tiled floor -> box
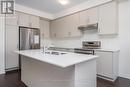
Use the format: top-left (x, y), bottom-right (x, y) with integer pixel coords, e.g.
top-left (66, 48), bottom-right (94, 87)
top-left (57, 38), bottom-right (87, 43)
top-left (0, 71), bottom-right (130, 87)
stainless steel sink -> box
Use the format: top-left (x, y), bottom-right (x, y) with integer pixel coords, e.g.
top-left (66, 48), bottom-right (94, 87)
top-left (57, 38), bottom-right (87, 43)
top-left (44, 51), bottom-right (67, 55)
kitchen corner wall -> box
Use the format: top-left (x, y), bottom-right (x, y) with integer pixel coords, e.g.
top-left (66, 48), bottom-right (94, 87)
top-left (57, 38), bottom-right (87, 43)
top-left (51, 0), bottom-right (130, 79)
top-left (0, 16), bottom-right (5, 74)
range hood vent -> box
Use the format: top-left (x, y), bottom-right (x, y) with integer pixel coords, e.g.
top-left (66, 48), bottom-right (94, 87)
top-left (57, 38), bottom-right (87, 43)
top-left (78, 23), bottom-right (98, 31)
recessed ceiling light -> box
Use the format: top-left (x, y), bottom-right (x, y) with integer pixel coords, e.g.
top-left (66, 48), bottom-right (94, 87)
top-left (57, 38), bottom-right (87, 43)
top-left (59, 0), bottom-right (69, 5)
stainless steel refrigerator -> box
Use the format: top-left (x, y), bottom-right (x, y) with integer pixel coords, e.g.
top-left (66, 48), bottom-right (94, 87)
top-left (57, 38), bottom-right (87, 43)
top-left (19, 27), bottom-right (40, 50)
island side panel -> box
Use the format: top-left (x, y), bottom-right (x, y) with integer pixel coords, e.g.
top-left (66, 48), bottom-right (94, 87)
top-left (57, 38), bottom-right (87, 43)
top-left (75, 59), bottom-right (97, 87)
top-left (21, 56), bottom-right (75, 87)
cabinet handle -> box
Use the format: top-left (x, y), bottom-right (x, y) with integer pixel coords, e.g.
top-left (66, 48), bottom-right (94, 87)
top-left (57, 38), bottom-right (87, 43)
top-left (54, 33), bottom-right (56, 37)
top-left (42, 33), bottom-right (44, 37)
top-left (17, 20), bottom-right (19, 25)
top-left (87, 18), bottom-right (90, 23)
top-left (29, 23), bottom-right (32, 27)
top-left (98, 27), bottom-right (101, 33)
top-left (68, 32), bottom-right (71, 37)
top-left (17, 43), bottom-right (19, 50)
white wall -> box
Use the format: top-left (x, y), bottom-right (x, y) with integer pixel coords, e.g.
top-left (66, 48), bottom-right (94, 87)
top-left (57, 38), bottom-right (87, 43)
top-left (118, 0), bottom-right (130, 79)
top-left (51, 0), bottom-right (130, 79)
top-left (0, 16), bottom-right (5, 74)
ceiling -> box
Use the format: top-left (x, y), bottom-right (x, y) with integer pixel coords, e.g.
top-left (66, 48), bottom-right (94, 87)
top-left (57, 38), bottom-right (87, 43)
top-left (15, 0), bottom-right (88, 14)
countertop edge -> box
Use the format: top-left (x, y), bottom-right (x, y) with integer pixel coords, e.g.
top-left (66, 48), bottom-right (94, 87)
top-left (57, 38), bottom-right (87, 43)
top-left (15, 50), bottom-right (98, 68)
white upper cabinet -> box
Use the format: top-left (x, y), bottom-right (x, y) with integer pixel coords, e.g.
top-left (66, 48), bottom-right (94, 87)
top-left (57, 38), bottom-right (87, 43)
top-left (30, 15), bottom-right (40, 28)
top-left (40, 19), bottom-right (50, 38)
top-left (50, 13), bottom-right (82, 38)
top-left (18, 12), bottom-right (40, 28)
top-left (98, 1), bottom-right (118, 35)
top-left (5, 12), bottom-right (19, 26)
top-left (50, 1), bottom-right (118, 37)
top-left (50, 18), bottom-right (64, 38)
top-left (61, 13), bottom-right (82, 37)
top-left (18, 12), bottom-right (30, 27)
top-left (79, 7), bottom-right (98, 26)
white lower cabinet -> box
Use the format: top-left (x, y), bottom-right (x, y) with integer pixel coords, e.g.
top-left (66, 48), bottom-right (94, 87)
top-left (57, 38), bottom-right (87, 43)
top-left (5, 25), bottom-right (19, 70)
top-left (95, 50), bottom-right (119, 81)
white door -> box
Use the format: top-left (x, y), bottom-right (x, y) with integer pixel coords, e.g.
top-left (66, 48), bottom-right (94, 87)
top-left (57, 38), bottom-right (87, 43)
top-left (5, 25), bottom-right (19, 70)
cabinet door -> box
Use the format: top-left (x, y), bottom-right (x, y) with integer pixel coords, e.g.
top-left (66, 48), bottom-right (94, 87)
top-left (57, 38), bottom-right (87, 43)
top-left (5, 25), bottom-right (19, 69)
top-left (40, 19), bottom-right (50, 38)
top-left (98, 1), bottom-right (118, 35)
top-left (64, 13), bottom-right (82, 37)
top-left (87, 7), bottom-right (98, 24)
top-left (30, 15), bottom-right (40, 28)
top-left (50, 19), bottom-right (62, 38)
top-left (50, 13), bottom-right (81, 38)
top-left (5, 12), bottom-right (18, 26)
top-left (50, 17), bottom-right (68, 38)
top-left (18, 12), bottom-right (30, 27)
top-left (79, 7), bottom-right (98, 26)
top-left (96, 51), bottom-right (113, 78)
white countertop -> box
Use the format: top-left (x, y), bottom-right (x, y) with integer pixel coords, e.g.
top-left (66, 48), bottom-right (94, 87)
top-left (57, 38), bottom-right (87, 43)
top-left (95, 48), bottom-right (120, 52)
top-left (15, 49), bottom-right (98, 68)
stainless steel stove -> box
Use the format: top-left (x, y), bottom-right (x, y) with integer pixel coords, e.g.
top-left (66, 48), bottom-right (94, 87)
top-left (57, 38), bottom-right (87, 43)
top-left (74, 41), bottom-right (101, 55)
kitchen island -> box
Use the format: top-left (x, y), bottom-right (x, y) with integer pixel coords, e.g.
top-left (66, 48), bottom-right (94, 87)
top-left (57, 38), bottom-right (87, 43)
top-left (15, 49), bottom-right (98, 87)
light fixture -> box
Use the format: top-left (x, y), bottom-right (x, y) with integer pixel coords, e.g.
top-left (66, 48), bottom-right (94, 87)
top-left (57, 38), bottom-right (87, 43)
top-left (59, 0), bottom-right (69, 5)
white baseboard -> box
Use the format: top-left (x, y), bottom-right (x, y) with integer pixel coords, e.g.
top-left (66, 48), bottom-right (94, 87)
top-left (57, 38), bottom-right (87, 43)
top-left (0, 69), bottom-right (5, 75)
top-left (119, 74), bottom-right (130, 80)
top-left (5, 67), bottom-right (19, 72)
top-left (97, 75), bottom-right (118, 82)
